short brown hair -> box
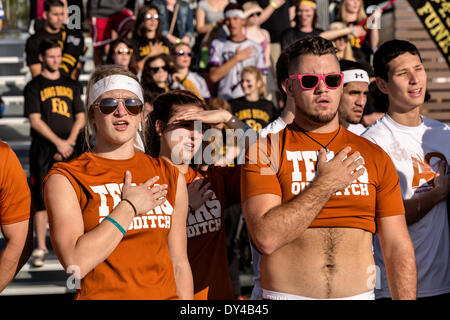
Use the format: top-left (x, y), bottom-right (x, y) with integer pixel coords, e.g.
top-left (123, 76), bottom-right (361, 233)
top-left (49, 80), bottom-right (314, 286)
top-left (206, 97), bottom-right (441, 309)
top-left (286, 36), bottom-right (337, 74)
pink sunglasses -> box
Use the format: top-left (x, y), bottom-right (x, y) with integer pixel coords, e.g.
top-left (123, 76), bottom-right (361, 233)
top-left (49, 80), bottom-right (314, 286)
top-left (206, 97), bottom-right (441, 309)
top-left (289, 73), bottom-right (344, 90)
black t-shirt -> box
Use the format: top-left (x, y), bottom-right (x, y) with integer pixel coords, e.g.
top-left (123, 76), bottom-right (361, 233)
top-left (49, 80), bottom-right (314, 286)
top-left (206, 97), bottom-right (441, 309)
top-left (131, 37), bottom-right (172, 62)
top-left (229, 96), bottom-right (279, 133)
top-left (280, 27), bottom-right (323, 51)
top-left (25, 25), bottom-right (85, 76)
top-left (26, 28), bottom-right (64, 66)
top-left (23, 74), bottom-right (85, 140)
top-left (256, 0), bottom-right (296, 43)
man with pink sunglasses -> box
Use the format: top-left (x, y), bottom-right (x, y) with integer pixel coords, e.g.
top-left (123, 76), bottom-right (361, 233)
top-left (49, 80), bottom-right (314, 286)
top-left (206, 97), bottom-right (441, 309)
top-left (241, 36), bottom-right (416, 300)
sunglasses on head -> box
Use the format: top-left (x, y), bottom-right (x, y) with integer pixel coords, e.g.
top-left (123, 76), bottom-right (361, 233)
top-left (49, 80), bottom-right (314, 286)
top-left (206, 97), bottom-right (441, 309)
top-left (289, 73), bottom-right (344, 90)
top-left (145, 13), bottom-right (159, 20)
top-left (114, 48), bottom-right (133, 55)
top-left (94, 98), bottom-right (143, 115)
top-left (150, 65), bottom-right (169, 73)
top-left (175, 49), bottom-right (194, 58)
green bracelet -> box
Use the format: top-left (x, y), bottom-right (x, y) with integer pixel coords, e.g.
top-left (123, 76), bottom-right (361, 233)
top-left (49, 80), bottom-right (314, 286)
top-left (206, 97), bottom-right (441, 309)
top-left (104, 216), bottom-right (127, 236)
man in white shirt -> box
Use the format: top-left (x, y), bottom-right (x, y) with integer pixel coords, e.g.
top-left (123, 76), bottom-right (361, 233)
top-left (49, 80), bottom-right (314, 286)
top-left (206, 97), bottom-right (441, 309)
top-left (362, 39), bottom-right (450, 300)
top-left (208, 3), bottom-right (267, 101)
top-left (339, 60), bottom-right (369, 136)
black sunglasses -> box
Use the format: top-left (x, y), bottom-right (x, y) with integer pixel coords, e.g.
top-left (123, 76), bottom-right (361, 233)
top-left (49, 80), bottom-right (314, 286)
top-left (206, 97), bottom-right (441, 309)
top-left (94, 98), bottom-right (143, 115)
top-left (175, 49), bottom-right (194, 58)
top-left (248, 12), bottom-right (261, 18)
top-left (150, 65), bottom-right (169, 73)
top-left (165, 121), bottom-right (209, 132)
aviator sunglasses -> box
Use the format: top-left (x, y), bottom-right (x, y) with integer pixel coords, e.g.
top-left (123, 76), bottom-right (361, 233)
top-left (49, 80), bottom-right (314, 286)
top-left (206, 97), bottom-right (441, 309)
top-left (114, 48), bottom-right (133, 55)
top-left (289, 73), bottom-right (344, 90)
top-left (94, 98), bottom-right (143, 115)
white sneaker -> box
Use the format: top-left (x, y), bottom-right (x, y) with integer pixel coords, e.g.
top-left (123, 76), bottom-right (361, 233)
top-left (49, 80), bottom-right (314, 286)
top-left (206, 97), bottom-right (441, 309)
top-left (31, 248), bottom-right (48, 267)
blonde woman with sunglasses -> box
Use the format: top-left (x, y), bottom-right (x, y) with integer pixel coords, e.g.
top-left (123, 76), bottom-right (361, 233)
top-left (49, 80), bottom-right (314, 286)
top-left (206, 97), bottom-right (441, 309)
top-left (43, 65), bottom-right (193, 300)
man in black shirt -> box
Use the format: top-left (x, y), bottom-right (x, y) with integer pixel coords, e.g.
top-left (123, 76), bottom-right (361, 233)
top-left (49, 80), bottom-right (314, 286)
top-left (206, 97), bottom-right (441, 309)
top-left (24, 39), bottom-right (86, 267)
top-left (26, 0), bottom-right (85, 80)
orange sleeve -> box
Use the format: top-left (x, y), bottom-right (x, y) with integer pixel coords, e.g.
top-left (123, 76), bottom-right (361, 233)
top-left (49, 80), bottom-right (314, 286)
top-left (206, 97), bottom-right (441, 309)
top-left (375, 147), bottom-right (405, 218)
top-left (240, 135), bottom-right (282, 202)
top-left (0, 142), bottom-right (31, 224)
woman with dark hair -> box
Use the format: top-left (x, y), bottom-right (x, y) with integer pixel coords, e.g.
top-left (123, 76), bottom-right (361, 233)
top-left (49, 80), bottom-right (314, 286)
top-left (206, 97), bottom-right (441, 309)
top-left (145, 90), bottom-right (249, 299)
top-left (131, 5), bottom-right (172, 72)
top-left (141, 53), bottom-right (201, 99)
top-left (105, 39), bottom-right (138, 75)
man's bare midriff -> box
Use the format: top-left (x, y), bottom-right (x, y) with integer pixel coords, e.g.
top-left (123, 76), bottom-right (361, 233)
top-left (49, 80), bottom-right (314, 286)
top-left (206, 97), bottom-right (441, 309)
top-left (260, 227), bottom-right (375, 299)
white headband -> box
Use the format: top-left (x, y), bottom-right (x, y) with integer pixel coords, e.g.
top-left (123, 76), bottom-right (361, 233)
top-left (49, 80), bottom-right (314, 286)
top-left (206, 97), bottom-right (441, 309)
top-left (88, 74), bottom-right (144, 108)
top-left (343, 69), bottom-right (370, 84)
top-left (225, 9), bottom-right (245, 19)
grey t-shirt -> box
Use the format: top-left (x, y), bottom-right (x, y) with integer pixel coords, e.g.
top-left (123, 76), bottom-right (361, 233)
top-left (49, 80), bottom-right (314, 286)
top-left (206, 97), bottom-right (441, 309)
top-left (198, 0), bottom-right (224, 25)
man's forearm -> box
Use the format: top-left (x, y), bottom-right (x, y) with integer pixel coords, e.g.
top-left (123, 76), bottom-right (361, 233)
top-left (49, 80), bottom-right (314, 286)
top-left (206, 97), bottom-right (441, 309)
top-left (30, 117), bottom-right (62, 147)
top-left (209, 57), bottom-right (239, 83)
top-left (0, 242), bottom-right (32, 292)
top-left (404, 188), bottom-right (446, 225)
top-left (384, 242), bottom-right (417, 300)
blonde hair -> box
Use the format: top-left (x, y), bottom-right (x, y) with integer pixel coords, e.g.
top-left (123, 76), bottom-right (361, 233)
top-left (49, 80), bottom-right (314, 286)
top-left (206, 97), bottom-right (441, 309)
top-left (242, 66), bottom-right (267, 98)
top-left (85, 65), bottom-right (145, 150)
top-left (329, 22), bottom-right (356, 61)
top-left (338, 0), bottom-right (367, 23)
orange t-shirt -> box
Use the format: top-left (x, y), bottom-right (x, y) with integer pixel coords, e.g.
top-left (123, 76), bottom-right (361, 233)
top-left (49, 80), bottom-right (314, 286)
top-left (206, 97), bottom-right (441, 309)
top-left (184, 166), bottom-right (240, 300)
top-left (0, 140), bottom-right (31, 225)
top-left (241, 125), bottom-right (405, 234)
top-left (45, 151), bottom-right (180, 300)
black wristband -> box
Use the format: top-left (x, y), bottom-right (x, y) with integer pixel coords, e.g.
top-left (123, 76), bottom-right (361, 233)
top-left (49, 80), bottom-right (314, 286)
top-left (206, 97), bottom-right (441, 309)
top-left (122, 198), bottom-right (137, 215)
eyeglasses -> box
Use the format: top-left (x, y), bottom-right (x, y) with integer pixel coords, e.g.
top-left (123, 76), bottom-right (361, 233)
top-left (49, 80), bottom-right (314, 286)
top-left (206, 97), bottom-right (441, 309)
top-left (145, 13), bottom-right (159, 20)
top-left (248, 12), bottom-right (261, 18)
top-left (94, 98), bottom-right (143, 115)
top-left (150, 65), bottom-right (169, 73)
top-left (114, 48), bottom-right (133, 55)
top-left (289, 73), bottom-right (344, 90)
top-left (175, 49), bottom-right (194, 58)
